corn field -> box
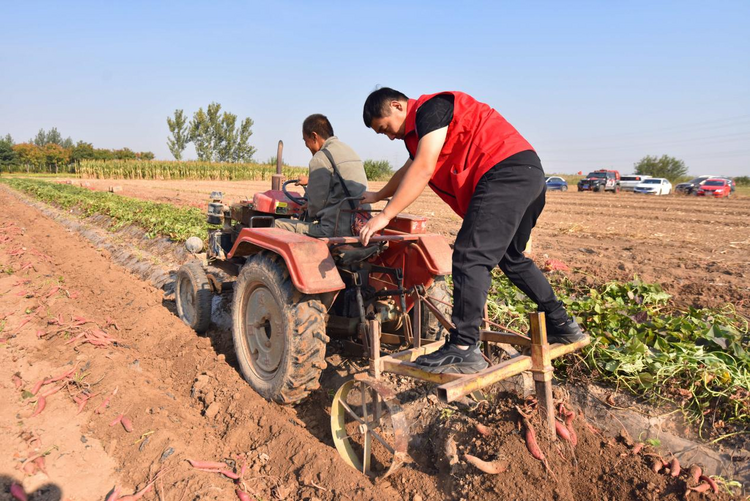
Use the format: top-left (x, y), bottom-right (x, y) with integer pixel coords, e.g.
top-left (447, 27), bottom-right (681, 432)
top-left (76, 160), bottom-right (307, 181)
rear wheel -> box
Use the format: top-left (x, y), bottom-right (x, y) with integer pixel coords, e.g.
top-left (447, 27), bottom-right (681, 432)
top-left (176, 261), bottom-right (213, 334)
top-left (420, 277), bottom-right (452, 341)
top-left (232, 252), bottom-right (328, 404)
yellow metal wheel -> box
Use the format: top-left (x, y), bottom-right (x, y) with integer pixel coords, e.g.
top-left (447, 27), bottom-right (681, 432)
top-left (330, 374), bottom-right (408, 477)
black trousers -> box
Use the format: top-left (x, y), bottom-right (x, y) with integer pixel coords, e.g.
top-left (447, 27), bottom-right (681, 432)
top-left (450, 163), bottom-right (567, 346)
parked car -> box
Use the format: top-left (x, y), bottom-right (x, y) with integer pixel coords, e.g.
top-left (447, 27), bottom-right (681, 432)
top-left (634, 178), bottom-right (672, 195)
top-left (675, 175), bottom-right (716, 195)
top-left (577, 170), bottom-right (621, 193)
top-left (545, 176), bottom-right (568, 191)
top-left (720, 177), bottom-right (736, 194)
top-left (620, 174), bottom-right (652, 191)
top-left (696, 178), bottom-right (732, 198)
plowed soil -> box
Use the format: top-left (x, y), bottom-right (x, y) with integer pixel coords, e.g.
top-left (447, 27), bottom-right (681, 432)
top-left (0, 180), bottom-right (747, 500)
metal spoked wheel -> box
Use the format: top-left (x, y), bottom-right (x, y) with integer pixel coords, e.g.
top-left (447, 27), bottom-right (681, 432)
top-left (331, 375), bottom-right (409, 478)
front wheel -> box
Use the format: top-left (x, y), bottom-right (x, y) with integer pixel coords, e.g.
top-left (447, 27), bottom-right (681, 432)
top-left (232, 252), bottom-right (328, 404)
top-left (175, 261), bottom-right (213, 334)
top-left (561, 185), bottom-right (568, 192)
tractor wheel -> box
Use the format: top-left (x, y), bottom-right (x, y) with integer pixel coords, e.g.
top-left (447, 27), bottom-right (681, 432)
top-left (232, 252), bottom-right (328, 404)
top-left (420, 276), bottom-right (452, 341)
top-left (175, 261), bottom-right (213, 334)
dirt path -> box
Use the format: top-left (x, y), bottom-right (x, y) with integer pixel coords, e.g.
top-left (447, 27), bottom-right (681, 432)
top-left (60, 178), bottom-right (750, 314)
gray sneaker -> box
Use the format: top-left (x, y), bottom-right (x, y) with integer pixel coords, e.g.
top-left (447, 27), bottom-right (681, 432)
top-left (546, 317), bottom-right (586, 345)
top-left (413, 343), bottom-right (489, 374)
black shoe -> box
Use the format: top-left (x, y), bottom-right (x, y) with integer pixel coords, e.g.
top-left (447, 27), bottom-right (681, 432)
top-left (546, 316), bottom-right (586, 345)
top-left (413, 342), bottom-right (489, 374)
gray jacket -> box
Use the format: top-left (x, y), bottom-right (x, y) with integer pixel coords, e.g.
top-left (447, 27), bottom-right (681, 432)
top-left (305, 136), bottom-right (369, 237)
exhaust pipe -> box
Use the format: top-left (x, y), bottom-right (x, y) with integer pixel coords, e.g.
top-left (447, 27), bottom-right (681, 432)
top-left (272, 140), bottom-right (284, 191)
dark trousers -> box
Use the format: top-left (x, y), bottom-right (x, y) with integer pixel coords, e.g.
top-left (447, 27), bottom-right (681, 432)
top-left (450, 163), bottom-right (567, 345)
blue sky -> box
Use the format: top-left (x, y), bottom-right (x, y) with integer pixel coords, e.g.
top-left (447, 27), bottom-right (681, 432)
top-left (1, 1), bottom-right (748, 176)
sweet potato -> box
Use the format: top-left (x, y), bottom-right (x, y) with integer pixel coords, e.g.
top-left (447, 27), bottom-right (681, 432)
top-left (631, 442), bottom-right (644, 455)
top-left (31, 380), bottom-right (44, 396)
top-left (475, 422), bottom-right (491, 436)
top-left (31, 396), bottom-right (46, 417)
top-left (235, 488), bottom-right (253, 501)
top-left (651, 458), bottom-right (663, 474)
top-left (10, 483), bottom-right (27, 501)
top-left (669, 457), bottom-right (680, 477)
top-left (563, 411), bottom-right (578, 447)
top-left (699, 475), bottom-right (718, 494)
top-left (555, 420), bottom-right (571, 442)
top-left (96, 387), bottom-right (118, 414)
top-left (688, 483), bottom-right (711, 494)
top-left (110, 414), bottom-right (124, 427)
top-left (464, 454), bottom-right (508, 474)
top-left (121, 416), bottom-right (133, 433)
top-left (221, 469), bottom-right (241, 480)
top-left (688, 464), bottom-right (702, 484)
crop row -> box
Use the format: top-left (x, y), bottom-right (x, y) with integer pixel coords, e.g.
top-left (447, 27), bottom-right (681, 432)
top-left (76, 159), bottom-right (307, 181)
top-left (484, 272), bottom-right (750, 431)
top-left (1, 178), bottom-right (209, 241)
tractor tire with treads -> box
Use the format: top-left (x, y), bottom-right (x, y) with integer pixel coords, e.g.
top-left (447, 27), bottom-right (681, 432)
top-left (421, 276), bottom-right (452, 341)
top-left (232, 251), bottom-right (329, 404)
top-left (175, 261), bottom-right (213, 334)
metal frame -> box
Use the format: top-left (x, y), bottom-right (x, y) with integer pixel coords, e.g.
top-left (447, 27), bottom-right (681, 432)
top-left (363, 291), bottom-right (590, 437)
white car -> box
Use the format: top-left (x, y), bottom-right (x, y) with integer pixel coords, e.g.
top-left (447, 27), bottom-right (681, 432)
top-left (620, 174), bottom-right (652, 191)
top-left (634, 178), bottom-right (672, 195)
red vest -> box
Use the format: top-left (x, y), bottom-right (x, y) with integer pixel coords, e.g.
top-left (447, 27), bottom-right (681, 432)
top-left (404, 91), bottom-right (535, 217)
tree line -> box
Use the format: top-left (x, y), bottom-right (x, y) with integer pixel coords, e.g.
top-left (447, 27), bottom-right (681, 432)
top-left (167, 103), bottom-right (256, 162)
top-left (0, 128), bottom-right (154, 174)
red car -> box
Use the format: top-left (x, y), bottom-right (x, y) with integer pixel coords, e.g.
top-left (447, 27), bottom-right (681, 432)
top-left (696, 178), bottom-right (732, 198)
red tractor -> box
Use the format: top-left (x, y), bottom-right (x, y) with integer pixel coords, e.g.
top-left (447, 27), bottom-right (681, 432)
top-left (174, 150), bottom-right (452, 405)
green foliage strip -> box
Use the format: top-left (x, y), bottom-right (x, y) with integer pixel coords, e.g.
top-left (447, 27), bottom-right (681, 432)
top-left (0, 178), bottom-right (208, 241)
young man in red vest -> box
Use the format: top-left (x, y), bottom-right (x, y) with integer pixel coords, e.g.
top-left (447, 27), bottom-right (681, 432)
top-left (359, 88), bottom-right (585, 374)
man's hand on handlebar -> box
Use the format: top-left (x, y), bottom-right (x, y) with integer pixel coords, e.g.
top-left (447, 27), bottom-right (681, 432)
top-left (295, 175), bottom-right (309, 186)
top-left (359, 191), bottom-right (380, 205)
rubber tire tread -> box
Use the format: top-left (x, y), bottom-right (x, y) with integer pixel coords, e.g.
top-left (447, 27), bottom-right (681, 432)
top-left (421, 276), bottom-right (452, 341)
top-left (232, 251), bottom-right (328, 405)
top-left (176, 261), bottom-right (213, 334)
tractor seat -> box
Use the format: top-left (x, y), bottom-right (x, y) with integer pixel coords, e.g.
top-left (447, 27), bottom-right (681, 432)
top-left (330, 242), bottom-right (386, 266)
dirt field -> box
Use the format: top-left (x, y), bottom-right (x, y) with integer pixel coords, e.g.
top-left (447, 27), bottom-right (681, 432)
top-left (58, 177), bottom-right (750, 314)
top-left (1, 181), bottom-right (747, 500)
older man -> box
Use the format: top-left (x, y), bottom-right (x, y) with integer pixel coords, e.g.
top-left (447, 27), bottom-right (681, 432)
top-left (359, 87), bottom-right (585, 374)
top-left (275, 114), bottom-right (369, 237)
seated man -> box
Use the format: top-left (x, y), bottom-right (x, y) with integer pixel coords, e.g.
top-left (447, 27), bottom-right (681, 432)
top-left (275, 114), bottom-right (369, 237)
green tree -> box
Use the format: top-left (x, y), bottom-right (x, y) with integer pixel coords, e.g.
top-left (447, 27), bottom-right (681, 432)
top-left (0, 135), bottom-right (18, 170)
top-left (189, 102), bottom-right (256, 162)
top-left (114, 148), bottom-right (137, 160)
top-left (634, 155), bottom-right (688, 181)
top-left (33, 128), bottom-right (48, 146)
top-left (363, 159), bottom-right (393, 181)
top-left (167, 109), bottom-right (189, 160)
top-left (189, 107), bottom-right (214, 161)
top-left (71, 141), bottom-right (95, 163)
top-left (138, 151), bottom-right (155, 160)
top-left (13, 143), bottom-right (45, 172)
top-left (43, 143), bottom-right (71, 173)
top-left (61, 137), bottom-right (74, 149)
top-left (93, 148), bottom-right (114, 161)
top-left (733, 176), bottom-right (750, 186)
top-left (233, 116), bottom-right (256, 162)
